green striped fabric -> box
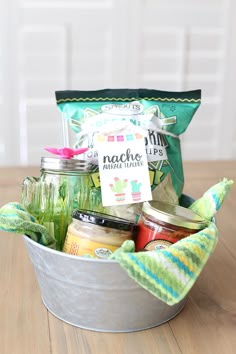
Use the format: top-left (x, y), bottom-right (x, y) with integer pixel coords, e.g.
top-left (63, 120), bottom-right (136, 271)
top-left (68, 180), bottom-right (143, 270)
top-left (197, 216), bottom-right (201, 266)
top-left (111, 179), bottom-right (233, 305)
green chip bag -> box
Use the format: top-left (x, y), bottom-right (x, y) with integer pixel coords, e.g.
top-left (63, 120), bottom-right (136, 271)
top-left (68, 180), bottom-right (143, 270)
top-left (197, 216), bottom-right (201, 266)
top-left (55, 89), bottom-right (201, 199)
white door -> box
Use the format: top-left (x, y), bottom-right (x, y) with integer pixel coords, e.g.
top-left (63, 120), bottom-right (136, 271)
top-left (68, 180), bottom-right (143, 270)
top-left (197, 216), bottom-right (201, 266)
top-left (0, 0), bottom-right (235, 165)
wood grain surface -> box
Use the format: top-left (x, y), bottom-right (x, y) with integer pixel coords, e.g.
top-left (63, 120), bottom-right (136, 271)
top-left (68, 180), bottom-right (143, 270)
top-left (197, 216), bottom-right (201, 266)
top-left (0, 161), bottom-right (235, 354)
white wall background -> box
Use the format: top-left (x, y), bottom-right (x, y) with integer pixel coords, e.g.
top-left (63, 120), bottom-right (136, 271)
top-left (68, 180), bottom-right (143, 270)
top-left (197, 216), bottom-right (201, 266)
top-left (1, 0), bottom-right (236, 166)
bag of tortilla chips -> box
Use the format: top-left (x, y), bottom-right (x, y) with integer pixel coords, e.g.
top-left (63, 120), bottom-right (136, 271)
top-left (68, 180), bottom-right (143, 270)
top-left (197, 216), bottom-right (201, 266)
top-left (55, 89), bottom-right (201, 204)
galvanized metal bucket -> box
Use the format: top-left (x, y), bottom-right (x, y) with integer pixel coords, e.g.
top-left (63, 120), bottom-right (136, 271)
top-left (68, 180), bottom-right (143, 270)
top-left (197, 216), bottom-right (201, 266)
top-left (24, 237), bottom-right (185, 332)
top-left (23, 195), bottom-right (193, 332)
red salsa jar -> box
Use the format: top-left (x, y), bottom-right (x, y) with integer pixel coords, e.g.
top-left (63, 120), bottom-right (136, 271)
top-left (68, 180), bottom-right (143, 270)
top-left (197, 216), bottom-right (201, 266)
top-left (135, 201), bottom-right (207, 251)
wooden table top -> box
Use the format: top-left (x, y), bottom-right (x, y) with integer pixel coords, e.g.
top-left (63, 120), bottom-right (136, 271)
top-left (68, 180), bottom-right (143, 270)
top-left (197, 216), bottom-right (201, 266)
top-left (0, 161), bottom-right (236, 354)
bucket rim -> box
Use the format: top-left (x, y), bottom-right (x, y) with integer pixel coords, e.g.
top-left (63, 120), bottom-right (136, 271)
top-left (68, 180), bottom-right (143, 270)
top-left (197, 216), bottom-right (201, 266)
top-left (23, 235), bottom-right (120, 264)
top-left (23, 193), bottom-right (197, 263)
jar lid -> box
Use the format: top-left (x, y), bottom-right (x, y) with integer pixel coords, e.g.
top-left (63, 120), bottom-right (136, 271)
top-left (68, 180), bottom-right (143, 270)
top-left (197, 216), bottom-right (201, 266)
top-left (41, 157), bottom-right (91, 172)
top-left (72, 209), bottom-right (135, 231)
top-left (142, 201), bottom-right (208, 230)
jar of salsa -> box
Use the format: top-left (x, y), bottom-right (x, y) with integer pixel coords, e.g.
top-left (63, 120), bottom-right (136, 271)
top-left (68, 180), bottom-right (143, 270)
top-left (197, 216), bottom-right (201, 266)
top-left (135, 201), bottom-right (207, 251)
top-left (63, 210), bottom-right (136, 258)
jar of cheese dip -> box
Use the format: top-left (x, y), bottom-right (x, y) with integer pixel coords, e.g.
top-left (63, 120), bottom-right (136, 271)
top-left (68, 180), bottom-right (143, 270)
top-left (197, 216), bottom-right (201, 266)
top-left (135, 201), bottom-right (207, 251)
top-left (63, 209), bottom-right (135, 259)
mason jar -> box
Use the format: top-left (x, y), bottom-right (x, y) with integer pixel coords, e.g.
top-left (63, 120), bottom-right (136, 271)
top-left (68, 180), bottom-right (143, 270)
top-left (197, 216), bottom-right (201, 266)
top-left (22, 157), bottom-right (103, 251)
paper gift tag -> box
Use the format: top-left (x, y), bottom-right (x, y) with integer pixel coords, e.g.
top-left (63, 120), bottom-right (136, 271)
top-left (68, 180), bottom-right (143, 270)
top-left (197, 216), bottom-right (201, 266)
top-left (96, 133), bottom-right (152, 206)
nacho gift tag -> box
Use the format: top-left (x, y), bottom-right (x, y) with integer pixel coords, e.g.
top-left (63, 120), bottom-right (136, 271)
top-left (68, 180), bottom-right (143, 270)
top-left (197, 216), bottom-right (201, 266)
top-left (96, 132), bottom-right (152, 206)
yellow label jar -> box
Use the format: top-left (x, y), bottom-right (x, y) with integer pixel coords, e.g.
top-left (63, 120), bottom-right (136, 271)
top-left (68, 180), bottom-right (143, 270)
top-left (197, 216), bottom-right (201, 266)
top-left (63, 210), bottom-right (135, 259)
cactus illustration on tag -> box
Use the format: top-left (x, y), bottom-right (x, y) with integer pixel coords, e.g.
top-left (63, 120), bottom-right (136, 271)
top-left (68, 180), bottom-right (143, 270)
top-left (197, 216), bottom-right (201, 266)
top-left (109, 177), bottom-right (128, 202)
top-left (131, 180), bottom-right (142, 202)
